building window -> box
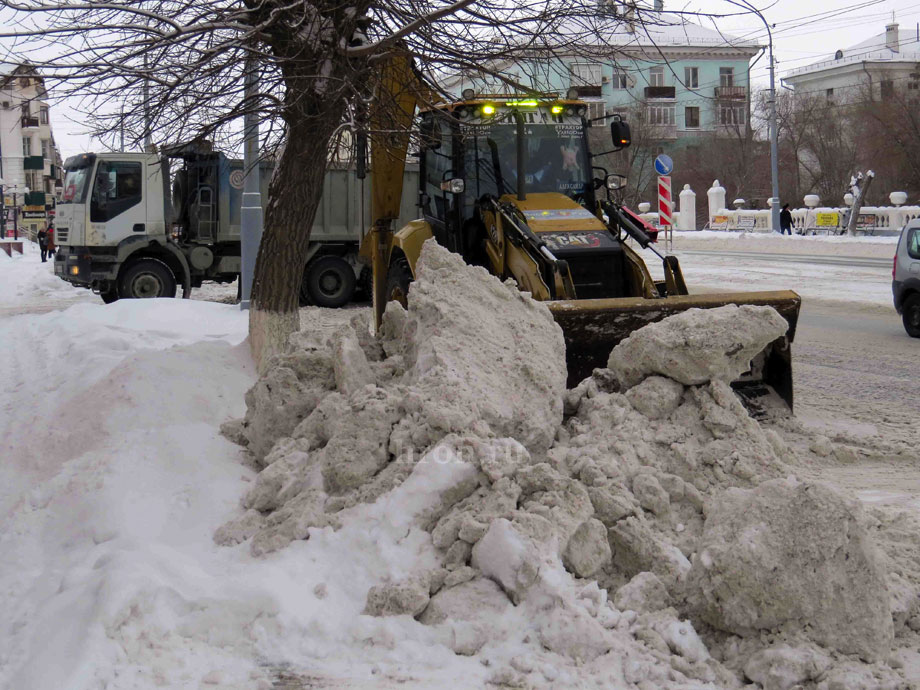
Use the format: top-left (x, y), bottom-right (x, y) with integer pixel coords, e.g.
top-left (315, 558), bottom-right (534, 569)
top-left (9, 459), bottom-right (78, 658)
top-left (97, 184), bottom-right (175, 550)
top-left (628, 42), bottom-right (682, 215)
top-left (719, 104), bottom-right (745, 126)
top-left (684, 66), bottom-right (699, 89)
top-left (649, 66), bottom-right (665, 87)
top-left (610, 69), bottom-right (627, 90)
top-left (41, 139), bottom-right (50, 158)
top-left (719, 67), bottom-right (735, 88)
top-left (685, 106), bottom-right (700, 129)
top-left (570, 63), bottom-right (602, 86)
top-left (881, 80), bottom-right (894, 99)
top-left (584, 101), bottom-right (606, 120)
top-left (648, 105), bottom-right (675, 125)
top-left (39, 106), bottom-right (48, 125)
top-left (826, 88), bottom-right (834, 103)
top-left (26, 170), bottom-right (40, 190)
top-left (22, 137), bottom-right (31, 157)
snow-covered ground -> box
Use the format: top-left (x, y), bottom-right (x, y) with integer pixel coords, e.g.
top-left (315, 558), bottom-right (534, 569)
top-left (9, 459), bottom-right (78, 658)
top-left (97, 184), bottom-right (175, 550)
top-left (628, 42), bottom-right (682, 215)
top-left (1, 235), bottom-right (917, 689)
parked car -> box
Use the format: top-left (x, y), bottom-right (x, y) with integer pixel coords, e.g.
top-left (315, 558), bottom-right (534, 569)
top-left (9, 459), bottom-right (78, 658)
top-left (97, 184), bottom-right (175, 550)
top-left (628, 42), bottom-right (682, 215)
top-left (893, 219), bottom-right (920, 337)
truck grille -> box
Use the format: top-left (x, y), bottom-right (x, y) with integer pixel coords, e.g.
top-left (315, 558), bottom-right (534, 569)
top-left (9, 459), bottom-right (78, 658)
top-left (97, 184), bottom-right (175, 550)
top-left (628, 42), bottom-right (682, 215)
top-left (56, 227), bottom-right (68, 243)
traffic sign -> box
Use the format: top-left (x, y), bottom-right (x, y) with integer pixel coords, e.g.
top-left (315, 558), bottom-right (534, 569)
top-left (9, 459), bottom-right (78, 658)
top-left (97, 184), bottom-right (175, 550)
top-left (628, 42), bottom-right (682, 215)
top-left (654, 154), bottom-right (673, 176)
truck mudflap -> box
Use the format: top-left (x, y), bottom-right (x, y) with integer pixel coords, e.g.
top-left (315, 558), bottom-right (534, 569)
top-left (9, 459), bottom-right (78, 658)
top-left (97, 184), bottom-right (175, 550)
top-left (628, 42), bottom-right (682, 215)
top-left (548, 290), bottom-right (801, 411)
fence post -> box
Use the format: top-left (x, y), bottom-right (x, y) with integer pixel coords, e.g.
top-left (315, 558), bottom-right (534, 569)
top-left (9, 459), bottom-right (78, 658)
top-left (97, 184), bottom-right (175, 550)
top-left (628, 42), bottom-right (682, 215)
top-left (678, 184), bottom-right (696, 230)
top-left (707, 180), bottom-right (725, 227)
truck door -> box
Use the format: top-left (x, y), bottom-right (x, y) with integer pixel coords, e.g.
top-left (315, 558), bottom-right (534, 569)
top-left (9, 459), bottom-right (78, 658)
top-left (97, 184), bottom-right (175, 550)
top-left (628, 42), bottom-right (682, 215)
top-left (87, 160), bottom-right (146, 246)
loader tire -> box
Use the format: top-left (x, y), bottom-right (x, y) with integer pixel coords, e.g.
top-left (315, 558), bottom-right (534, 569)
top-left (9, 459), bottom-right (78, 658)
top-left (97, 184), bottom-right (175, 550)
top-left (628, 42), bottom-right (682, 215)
top-left (118, 258), bottom-right (177, 299)
top-left (386, 256), bottom-right (412, 309)
top-left (303, 255), bottom-right (355, 308)
top-left (903, 294), bottom-right (920, 338)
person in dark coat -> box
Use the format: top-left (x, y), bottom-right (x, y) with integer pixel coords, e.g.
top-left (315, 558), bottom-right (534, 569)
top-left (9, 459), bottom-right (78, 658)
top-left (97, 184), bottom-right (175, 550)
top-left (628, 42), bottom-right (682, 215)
top-left (37, 227), bottom-right (48, 262)
top-left (780, 204), bottom-right (793, 235)
top-left (46, 220), bottom-right (55, 257)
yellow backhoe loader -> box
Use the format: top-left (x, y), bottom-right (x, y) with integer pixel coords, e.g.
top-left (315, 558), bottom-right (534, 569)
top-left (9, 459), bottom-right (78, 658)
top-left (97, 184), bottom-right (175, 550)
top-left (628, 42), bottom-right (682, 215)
top-left (360, 60), bottom-right (800, 409)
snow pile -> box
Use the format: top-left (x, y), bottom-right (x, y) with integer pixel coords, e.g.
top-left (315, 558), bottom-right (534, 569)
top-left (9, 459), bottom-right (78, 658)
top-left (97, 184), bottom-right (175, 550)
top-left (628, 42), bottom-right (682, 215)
top-left (219, 239), bottom-right (913, 687)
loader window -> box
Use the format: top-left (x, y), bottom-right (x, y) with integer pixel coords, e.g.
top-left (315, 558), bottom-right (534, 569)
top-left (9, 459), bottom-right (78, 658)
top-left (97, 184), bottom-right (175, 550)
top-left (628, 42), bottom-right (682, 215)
top-left (464, 120), bottom-right (589, 201)
top-left (421, 115), bottom-right (455, 221)
top-left (90, 161), bottom-right (143, 222)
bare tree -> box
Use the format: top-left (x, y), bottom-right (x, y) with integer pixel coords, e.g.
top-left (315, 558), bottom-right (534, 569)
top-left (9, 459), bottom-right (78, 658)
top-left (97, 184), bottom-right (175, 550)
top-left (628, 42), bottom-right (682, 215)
top-left (0, 0), bottom-right (743, 361)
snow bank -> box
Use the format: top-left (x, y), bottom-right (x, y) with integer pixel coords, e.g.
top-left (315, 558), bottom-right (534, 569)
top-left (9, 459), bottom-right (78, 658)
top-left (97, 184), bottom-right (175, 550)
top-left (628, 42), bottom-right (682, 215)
top-left (218, 240), bottom-right (913, 687)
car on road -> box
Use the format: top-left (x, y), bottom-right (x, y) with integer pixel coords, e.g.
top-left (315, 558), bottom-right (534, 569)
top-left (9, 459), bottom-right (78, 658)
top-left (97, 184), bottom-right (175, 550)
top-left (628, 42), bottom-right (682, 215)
top-left (893, 219), bottom-right (920, 337)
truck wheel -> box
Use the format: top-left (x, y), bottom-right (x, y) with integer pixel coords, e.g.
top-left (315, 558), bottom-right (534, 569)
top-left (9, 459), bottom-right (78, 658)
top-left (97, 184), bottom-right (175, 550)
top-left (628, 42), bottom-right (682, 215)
top-left (386, 256), bottom-right (413, 308)
top-left (100, 288), bottom-right (119, 304)
top-left (903, 294), bottom-right (920, 338)
top-left (118, 258), bottom-right (177, 299)
top-left (303, 256), bottom-right (355, 308)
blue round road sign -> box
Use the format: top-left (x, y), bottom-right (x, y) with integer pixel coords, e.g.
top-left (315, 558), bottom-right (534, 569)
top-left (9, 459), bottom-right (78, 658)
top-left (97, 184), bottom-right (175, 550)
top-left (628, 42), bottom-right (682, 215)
top-left (654, 154), bottom-right (674, 176)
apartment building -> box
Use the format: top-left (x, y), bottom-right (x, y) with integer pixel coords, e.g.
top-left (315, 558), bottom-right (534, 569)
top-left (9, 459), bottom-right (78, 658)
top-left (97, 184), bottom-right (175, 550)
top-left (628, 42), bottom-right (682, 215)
top-left (449, 2), bottom-right (763, 141)
top-left (0, 62), bottom-right (64, 237)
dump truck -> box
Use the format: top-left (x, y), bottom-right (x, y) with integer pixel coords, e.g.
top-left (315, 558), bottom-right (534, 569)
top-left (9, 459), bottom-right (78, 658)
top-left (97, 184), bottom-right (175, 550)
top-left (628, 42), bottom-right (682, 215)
top-left (53, 143), bottom-right (417, 306)
top-left (362, 79), bottom-right (801, 408)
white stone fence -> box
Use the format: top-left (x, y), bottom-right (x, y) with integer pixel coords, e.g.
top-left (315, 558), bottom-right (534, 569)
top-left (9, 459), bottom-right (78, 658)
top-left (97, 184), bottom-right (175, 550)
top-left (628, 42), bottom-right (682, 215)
top-left (632, 181), bottom-right (918, 235)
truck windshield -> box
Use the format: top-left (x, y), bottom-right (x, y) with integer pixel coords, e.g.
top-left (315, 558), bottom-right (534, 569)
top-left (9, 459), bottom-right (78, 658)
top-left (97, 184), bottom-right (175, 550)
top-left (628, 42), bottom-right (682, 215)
top-left (60, 154), bottom-right (96, 205)
top-left (464, 117), bottom-right (589, 200)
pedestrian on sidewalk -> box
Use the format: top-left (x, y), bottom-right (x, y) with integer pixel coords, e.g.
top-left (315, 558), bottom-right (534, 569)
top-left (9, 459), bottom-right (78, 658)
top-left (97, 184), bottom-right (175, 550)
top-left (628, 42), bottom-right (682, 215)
top-left (47, 220), bottom-right (55, 258)
top-left (780, 204), bottom-right (793, 236)
top-left (37, 226), bottom-right (48, 262)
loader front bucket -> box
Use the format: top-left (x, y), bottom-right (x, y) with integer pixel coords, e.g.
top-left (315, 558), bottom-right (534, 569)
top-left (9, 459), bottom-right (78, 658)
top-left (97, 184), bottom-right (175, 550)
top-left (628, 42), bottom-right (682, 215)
top-left (548, 290), bottom-right (801, 411)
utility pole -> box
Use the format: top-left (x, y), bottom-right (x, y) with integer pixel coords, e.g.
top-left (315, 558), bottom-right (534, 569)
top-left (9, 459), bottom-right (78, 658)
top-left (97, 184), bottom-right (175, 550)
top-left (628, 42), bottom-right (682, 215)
top-left (764, 17), bottom-right (781, 233)
top-left (239, 55), bottom-right (263, 311)
top-left (748, 6), bottom-right (782, 232)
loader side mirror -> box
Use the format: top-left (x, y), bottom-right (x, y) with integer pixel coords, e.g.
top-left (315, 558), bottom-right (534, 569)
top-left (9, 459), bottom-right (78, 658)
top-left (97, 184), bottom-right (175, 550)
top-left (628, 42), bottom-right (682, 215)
top-left (610, 120), bottom-right (631, 150)
top-left (605, 173), bottom-right (627, 191)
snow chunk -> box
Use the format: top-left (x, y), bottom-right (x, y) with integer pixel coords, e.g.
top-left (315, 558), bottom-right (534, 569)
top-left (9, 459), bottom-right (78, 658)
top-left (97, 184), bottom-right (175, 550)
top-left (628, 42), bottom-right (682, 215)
top-left (743, 644), bottom-right (832, 690)
top-left (364, 573), bottom-right (431, 617)
top-left (614, 572), bottom-right (670, 613)
top-left (688, 478), bottom-right (893, 661)
top-left (562, 518), bottom-right (611, 578)
top-left (607, 304), bottom-right (788, 389)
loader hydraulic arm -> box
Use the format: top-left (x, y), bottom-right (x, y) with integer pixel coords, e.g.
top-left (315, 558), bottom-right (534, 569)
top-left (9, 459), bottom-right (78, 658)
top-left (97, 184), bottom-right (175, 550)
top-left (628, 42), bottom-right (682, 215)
top-left (484, 196), bottom-right (576, 300)
top-left (601, 199), bottom-right (688, 297)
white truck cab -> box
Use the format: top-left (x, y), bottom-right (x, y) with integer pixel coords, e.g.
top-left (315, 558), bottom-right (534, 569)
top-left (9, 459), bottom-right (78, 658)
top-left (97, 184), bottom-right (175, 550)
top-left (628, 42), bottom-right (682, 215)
top-left (55, 151), bottom-right (198, 302)
top-left (892, 219), bottom-right (920, 337)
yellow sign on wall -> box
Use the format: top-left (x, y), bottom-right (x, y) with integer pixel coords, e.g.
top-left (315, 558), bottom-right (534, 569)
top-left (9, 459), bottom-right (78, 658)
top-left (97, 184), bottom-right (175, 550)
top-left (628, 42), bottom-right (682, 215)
top-left (815, 212), bottom-right (840, 227)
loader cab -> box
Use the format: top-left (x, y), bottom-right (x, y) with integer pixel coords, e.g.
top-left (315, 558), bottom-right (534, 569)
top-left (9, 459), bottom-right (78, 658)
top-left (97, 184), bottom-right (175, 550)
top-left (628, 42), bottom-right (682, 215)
top-left (417, 99), bottom-right (595, 262)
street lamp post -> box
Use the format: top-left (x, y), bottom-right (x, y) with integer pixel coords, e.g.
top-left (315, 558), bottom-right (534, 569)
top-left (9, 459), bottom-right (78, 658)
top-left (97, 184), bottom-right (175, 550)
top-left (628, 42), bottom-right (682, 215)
top-left (752, 8), bottom-right (782, 233)
top-left (0, 177), bottom-right (5, 239)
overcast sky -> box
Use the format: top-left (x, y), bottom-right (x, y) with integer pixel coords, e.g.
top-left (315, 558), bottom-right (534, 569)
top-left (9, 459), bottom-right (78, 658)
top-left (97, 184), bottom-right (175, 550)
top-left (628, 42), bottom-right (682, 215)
top-left (41, 0), bottom-right (920, 158)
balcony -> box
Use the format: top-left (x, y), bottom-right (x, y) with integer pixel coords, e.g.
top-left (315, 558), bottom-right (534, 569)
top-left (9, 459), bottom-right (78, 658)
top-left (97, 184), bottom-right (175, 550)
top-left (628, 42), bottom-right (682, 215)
top-left (571, 85), bottom-right (601, 98)
top-left (645, 86), bottom-right (676, 100)
top-left (23, 155), bottom-right (44, 171)
top-left (647, 124), bottom-right (678, 140)
top-left (25, 191), bottom-right (47, 206)
top-left (21, 116), bottom-right (39, 128)
top-left (715, 86), bottom-right (746, 100)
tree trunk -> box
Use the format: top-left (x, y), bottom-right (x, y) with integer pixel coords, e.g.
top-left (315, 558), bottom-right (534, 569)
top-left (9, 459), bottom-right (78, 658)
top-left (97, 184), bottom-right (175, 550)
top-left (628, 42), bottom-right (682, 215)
top-left (248, 108), bottom-right (344, 370)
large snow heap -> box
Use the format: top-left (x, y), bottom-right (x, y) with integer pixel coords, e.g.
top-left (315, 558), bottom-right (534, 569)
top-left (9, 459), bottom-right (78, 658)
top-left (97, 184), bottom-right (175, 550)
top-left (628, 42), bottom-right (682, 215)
top-left (219, 240), bottom-right (911, 688)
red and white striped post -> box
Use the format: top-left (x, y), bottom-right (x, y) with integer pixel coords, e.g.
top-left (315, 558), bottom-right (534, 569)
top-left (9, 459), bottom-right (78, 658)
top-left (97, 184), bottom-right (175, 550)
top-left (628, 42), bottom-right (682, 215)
top-left (658, 175), bottom-right (673, 246)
